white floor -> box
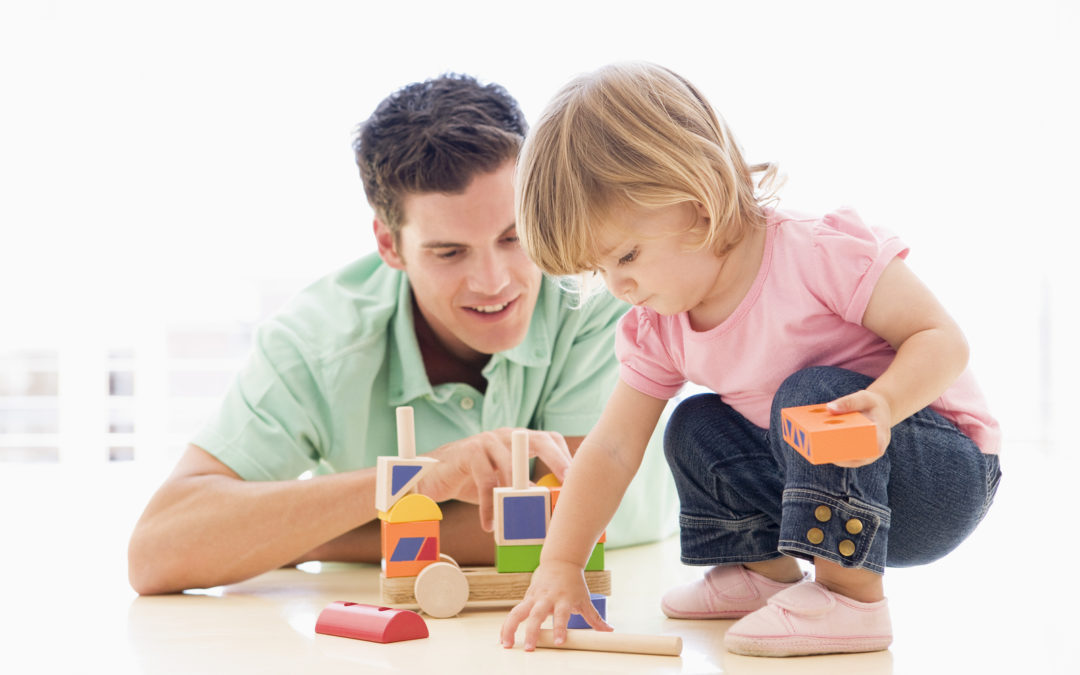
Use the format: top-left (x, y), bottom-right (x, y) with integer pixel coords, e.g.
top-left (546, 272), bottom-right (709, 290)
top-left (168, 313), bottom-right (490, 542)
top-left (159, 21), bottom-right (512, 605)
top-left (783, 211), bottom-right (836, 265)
top-left (1, 442), bottom-right (1075, 674)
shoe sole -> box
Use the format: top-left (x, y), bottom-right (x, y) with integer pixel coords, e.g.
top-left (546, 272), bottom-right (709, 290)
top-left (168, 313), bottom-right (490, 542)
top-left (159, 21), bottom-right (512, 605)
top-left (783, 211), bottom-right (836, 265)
top-left (724, 633), bottom-right (893, 657)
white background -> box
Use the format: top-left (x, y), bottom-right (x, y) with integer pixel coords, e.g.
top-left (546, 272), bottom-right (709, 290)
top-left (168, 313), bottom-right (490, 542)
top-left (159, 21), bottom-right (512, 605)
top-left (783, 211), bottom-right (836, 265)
top-left (1, 0), bottom-right (1077, 462)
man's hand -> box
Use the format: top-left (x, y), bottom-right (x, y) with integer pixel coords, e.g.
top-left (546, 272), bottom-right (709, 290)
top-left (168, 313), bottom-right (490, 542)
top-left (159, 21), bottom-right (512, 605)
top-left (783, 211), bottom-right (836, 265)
top-left (499, 559), bottom-right (612, 651)
top-left (416, 428), bottom-right (572, 531)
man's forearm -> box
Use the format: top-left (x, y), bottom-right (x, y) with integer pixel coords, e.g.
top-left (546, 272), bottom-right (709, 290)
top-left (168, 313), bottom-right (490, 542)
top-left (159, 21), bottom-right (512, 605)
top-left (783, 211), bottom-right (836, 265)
top-left (128, 468), bottom-right (377, 595)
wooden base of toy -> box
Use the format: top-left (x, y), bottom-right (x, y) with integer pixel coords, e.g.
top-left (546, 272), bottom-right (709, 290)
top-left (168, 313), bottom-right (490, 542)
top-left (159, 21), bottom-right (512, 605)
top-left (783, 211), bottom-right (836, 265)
top-left (380, 566), bottom-right (612, 611)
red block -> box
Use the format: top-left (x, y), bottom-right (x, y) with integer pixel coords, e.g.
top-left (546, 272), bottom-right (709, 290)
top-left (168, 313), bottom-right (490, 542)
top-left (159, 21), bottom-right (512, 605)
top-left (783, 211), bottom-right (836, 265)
top-left (315, 602), bottom-right (428, 643)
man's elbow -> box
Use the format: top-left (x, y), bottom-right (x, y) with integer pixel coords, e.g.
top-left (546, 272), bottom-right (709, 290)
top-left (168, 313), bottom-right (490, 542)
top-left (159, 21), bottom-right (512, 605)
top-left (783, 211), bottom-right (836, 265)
top-left (127, 532), bottom-right (183, 595)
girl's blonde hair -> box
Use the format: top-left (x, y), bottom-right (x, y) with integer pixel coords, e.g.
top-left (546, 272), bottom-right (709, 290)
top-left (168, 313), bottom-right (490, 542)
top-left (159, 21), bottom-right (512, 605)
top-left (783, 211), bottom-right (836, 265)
top-left (517, 62), bottom-right (779, 281)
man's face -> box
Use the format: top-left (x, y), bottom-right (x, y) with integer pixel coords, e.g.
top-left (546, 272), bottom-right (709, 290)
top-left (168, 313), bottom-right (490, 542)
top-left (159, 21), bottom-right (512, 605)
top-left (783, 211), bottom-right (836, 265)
top-left (375, 160), bottom-right (542, 365)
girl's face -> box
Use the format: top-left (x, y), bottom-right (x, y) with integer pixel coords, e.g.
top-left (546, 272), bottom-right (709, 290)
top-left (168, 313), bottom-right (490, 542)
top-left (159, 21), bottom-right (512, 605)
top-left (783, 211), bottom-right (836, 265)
top-left (594, 201), bottom-right (727, 317)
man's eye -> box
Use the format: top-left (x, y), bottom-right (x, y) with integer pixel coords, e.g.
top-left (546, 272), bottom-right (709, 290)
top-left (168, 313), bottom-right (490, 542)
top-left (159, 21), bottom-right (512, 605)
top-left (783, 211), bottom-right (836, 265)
top-left (435, 249), bottom-right (463, 260)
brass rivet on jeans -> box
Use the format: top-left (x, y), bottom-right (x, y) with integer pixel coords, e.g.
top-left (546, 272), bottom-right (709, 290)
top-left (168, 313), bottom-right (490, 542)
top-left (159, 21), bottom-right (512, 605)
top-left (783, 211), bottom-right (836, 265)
top-left (838, 539), bottom-right (856, 557)
top-left (845, 518), bottom-right (864, 535)
top-left (814, 505), bottom-right (832, 522)
top-left (807, 528), bottom-right (824, 545)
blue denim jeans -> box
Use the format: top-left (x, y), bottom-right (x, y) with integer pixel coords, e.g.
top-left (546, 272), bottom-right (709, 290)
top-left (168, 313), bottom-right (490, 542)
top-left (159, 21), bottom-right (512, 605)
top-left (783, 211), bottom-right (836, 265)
top-left (664, 367), bottom-right (1001, 574)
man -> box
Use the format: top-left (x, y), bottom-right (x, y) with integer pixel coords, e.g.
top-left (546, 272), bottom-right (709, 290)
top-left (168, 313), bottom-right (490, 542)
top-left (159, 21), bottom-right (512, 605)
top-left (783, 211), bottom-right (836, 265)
top-left (128, 74), bottom-right (675, 595)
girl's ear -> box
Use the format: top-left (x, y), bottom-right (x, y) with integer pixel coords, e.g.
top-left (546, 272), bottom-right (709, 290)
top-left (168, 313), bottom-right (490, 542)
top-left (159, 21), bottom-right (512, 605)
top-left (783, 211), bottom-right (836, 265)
top-left (374, 219), bottom-right (406, 270)
top-left (693, 201), bottom-right (711, 226)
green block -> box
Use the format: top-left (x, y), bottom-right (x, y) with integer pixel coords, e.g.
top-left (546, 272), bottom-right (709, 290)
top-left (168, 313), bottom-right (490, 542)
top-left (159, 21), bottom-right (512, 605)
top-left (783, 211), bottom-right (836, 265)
top-left (585, 542), bottom-right (604, 571)
top-left (496, 544), bottom-right (543, 573)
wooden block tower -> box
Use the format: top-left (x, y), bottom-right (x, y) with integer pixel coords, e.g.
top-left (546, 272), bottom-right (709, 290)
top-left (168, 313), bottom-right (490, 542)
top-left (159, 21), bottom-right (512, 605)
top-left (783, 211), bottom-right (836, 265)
top-left (493, 431), bottom-right (605, 574)
top-left (378, 407), bottom-right (441, 578)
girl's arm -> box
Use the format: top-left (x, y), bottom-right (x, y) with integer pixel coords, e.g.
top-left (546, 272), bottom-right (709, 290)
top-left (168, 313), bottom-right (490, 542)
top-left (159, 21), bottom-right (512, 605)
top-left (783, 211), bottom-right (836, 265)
top-left (827, 257), bottom-right (970, 466)
top-left (499, 380), bottom-right (668, 651)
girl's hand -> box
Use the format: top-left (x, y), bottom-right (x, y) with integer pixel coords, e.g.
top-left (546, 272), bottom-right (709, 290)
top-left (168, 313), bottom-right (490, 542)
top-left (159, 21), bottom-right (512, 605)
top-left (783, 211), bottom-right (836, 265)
top-left (499, 559), bottom-right (613, 651)
top-left (826, 390), bottom-right (892, 468)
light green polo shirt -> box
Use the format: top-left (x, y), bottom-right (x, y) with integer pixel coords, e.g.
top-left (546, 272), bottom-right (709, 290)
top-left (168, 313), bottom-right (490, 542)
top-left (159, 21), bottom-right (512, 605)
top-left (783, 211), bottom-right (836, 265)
top-left (193, 253), bottom-right (677, 548)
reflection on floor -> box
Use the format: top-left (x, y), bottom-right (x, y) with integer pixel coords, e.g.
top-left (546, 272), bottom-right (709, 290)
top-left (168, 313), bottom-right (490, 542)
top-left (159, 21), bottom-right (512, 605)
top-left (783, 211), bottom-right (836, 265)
top-left (0, 443), bottom-right (1074, 673)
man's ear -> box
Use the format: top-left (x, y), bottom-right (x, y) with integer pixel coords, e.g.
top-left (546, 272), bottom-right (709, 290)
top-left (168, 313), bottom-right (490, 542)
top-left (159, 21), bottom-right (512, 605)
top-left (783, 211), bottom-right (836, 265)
top-left (374, 219), bottom-right (405, 270)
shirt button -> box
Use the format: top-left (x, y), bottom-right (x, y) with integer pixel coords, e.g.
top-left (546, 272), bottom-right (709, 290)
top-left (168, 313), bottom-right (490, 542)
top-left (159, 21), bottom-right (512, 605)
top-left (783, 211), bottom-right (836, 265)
top-left (460, 397), bottom-right (475, 410)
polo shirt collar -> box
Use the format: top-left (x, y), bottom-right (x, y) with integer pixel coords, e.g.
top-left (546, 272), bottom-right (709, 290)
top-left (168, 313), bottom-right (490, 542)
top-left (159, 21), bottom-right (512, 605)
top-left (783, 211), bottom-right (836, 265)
top-left (387, 274), bottom-right (554, 407)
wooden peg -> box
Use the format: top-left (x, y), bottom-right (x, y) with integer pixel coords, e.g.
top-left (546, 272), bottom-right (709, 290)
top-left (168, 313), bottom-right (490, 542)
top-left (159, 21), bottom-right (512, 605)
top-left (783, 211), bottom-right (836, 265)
top-left (536, 629), bottom-right (682, 657)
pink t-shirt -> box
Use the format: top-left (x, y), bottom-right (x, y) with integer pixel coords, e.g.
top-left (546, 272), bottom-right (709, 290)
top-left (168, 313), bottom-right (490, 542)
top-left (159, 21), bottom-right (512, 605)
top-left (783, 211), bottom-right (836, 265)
top-left (616, 207), bottom-right (1001, 454)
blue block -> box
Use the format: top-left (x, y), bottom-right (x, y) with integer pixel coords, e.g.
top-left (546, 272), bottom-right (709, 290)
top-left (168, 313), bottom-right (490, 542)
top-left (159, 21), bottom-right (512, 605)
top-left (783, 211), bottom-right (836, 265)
top-left (389, 536), bottom-right (424, 562)
top-left (503, 494), bottom-right (547, 540)
top-left (568, 594), bottom-right (606, 629)
top-left (391, 465), bottom-right (422, 494)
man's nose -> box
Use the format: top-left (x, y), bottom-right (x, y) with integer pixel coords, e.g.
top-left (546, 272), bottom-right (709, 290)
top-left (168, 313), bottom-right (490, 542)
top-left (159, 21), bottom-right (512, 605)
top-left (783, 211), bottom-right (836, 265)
top-left (468, 247), bottom-right (511, 295)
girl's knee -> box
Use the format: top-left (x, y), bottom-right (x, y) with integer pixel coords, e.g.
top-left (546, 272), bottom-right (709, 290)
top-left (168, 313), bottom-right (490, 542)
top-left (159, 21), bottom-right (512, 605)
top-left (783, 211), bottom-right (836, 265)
top-left (663, 394), bottom-right (720, 462)
top-left (773, 367), bottom-right (875, 412)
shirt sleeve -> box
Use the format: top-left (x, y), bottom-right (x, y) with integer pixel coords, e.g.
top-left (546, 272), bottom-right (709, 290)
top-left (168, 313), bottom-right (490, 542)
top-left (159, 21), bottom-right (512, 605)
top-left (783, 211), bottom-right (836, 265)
top-left (810, 207), bottom-right (910, 324)
top-left (615, 308), bottom-right (686, 399)
top-left (191, 319), bottom-right (330, 481)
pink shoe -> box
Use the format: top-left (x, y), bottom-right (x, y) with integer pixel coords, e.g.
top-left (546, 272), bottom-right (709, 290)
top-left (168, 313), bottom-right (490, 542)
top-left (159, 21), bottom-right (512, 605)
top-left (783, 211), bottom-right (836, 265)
top-left (661, 565), bottom-right (806, 619)
top-left (724, 581), bottom-right (892, 657)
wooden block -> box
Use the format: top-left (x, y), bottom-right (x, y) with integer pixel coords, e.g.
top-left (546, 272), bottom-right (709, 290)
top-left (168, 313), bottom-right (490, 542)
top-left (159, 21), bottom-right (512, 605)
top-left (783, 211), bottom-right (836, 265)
top-left (315, 602), bottom-right (428, 643)
top-left (495, 544), bottom-right (542, 573)
top-left (536, 472), bottom-right (561, 488)
top-left (567, 593), bottom-right (606, 629)
top-left (536, 629), bottom-right (682, 657)
top-left (382, 519), bottom-right (440, 578)
top-left (493, 486), bottom-right (550, 545)
top-left (375, 456), bottom-right (438, 512)
top-left (585, 542), bottom-right (604, 571)
top-left (379, 493), bottom-right (443, 523)
top-left (380, 567), bottom-right (612, 606)
top-left (781, 404), bottom-right (877, 465)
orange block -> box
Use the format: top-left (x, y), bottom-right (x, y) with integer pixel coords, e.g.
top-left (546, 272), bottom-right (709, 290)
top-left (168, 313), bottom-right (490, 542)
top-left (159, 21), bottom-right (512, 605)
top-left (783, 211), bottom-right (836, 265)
top-left (781, 404), bottom-right (877, 465)
top-left (382, 519), bottom-right (440, 578)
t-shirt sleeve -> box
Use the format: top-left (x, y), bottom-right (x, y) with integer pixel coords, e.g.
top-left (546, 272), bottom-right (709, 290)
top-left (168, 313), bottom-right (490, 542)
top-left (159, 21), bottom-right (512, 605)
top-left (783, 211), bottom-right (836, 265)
top-left (191, 320), bottom-right (329, 481)
top-left (615, 308), bottom-right (686, 400)
top-left (810, 207), bottom-right (910, 324)
top-left (533, 293), bottom-right (626, 437)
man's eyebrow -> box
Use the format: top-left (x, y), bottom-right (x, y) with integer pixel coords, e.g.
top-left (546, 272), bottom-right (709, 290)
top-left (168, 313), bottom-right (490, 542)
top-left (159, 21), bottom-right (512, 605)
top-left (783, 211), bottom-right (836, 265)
top-left (419, 224), bottom-right (517, 249)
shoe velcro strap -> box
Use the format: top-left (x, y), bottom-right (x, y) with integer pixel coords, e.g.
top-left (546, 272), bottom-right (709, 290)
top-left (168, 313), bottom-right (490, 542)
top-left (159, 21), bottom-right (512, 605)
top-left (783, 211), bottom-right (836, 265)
top-left (767, 582), bottom-right (835, 617)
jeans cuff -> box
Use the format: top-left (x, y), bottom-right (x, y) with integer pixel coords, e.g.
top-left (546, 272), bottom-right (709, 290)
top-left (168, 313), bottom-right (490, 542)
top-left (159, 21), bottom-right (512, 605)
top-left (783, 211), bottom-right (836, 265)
top-left (778, 488), bottom-right (890, 574)
top-left (677, 512), bottom-right (783, 566)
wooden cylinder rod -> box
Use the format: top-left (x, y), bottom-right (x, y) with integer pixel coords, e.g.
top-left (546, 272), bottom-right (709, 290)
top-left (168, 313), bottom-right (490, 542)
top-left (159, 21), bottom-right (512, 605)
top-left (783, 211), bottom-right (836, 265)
top-left (396, 406), bottom-right (415, 459)
top-left (511, 430), bottom-right (528, 489)
top-left (536, 629), bottom-right (682, 657)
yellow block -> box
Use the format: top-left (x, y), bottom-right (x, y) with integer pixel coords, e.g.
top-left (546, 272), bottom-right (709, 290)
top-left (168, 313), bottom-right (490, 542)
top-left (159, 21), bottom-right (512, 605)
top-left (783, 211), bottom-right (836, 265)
top-left (380, 493), bottom-right (443, 523)
top-left (536, 473), bottom-right (561, 488)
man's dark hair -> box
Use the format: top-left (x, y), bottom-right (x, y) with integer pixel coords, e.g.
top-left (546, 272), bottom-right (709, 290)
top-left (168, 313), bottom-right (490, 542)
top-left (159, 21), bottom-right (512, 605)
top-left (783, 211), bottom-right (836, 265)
top-left (354, 73), bottom-right (528, 233)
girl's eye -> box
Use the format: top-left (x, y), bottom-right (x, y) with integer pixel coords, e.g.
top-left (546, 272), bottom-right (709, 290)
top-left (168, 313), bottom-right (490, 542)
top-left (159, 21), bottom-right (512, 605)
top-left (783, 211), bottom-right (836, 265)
top-left (618, 248), bottom-right (638, 266)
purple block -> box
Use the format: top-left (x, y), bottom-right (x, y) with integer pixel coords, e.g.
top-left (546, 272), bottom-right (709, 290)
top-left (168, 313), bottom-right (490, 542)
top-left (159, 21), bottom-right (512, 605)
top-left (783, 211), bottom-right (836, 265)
top-left (502, 494), bottom-right (547, 540)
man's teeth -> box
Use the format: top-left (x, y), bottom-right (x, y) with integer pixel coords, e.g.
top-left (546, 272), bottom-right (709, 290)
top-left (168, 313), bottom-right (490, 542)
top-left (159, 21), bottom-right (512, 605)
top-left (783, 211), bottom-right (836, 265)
top-left (471, 303), bottom-right (508, 313)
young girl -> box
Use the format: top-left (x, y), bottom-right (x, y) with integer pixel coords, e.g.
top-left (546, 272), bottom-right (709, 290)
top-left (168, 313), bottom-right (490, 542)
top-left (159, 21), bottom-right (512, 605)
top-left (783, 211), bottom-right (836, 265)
top-left (499, 62), bottom-right (1001, 658)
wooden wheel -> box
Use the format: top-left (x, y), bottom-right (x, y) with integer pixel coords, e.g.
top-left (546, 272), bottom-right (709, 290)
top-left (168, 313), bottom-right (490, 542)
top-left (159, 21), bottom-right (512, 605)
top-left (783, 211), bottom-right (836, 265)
top-left (413, 562), bottom-right (469, 618)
